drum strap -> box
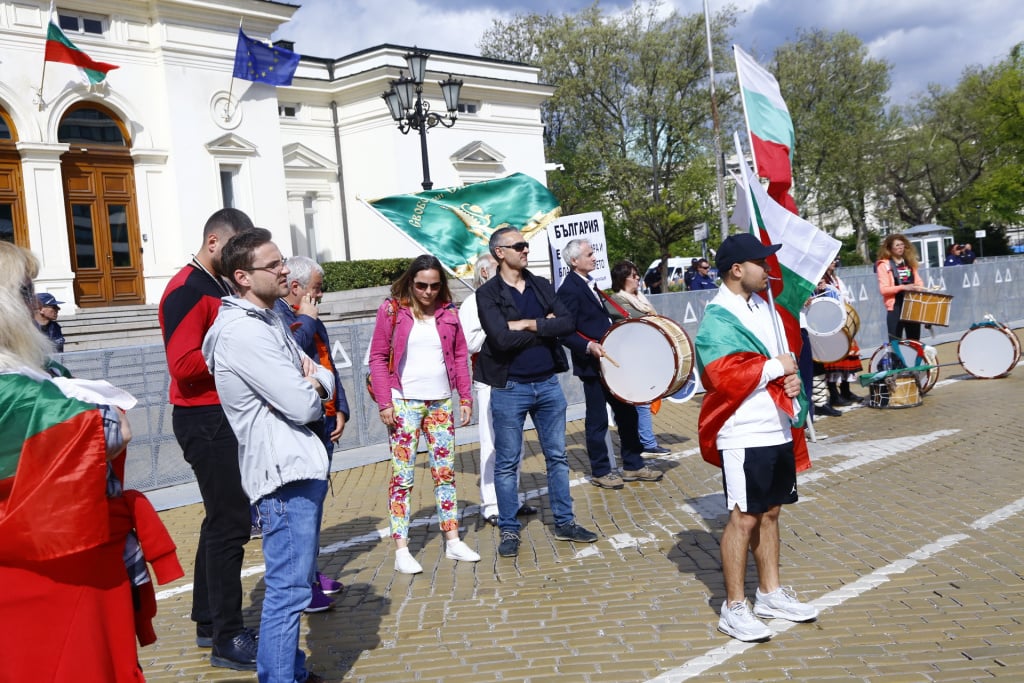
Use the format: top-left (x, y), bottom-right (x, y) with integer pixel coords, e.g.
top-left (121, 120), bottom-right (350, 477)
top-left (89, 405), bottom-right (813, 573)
top-left (595, 288), bottom-right (631, 319)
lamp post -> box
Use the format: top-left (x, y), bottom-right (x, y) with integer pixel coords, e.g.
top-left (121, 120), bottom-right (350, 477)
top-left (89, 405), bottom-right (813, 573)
top-left (381, 48), bottom-right (463, 191)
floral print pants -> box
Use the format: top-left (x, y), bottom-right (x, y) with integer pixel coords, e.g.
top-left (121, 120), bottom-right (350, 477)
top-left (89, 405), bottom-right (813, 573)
top-left (388, 397), bottom-right (459, 540)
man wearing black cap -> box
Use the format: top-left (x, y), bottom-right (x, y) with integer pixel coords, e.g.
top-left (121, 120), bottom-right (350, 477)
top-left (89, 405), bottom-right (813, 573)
top-left (34, 293), bottom-right (66, 352)
top-left (694, 232), bottom-right (818, 642)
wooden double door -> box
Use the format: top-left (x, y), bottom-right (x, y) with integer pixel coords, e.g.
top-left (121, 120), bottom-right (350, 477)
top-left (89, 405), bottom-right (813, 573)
top-left (62, 151), bottom-right (145, 306)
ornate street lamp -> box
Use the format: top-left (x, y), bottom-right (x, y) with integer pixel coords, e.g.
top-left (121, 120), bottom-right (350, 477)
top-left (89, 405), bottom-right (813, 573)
top-left (380, 48), bottom-right (463, 190)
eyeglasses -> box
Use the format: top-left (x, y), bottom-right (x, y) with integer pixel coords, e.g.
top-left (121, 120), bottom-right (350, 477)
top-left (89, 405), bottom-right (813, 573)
top-left (498, 242), bottom-right (529, 252)
top-left (249, 257), bottom-right (288, 274)
top-left (413, 281), bottom-right (442, 292)
top-left (698, 265), bottom-right (709, 270)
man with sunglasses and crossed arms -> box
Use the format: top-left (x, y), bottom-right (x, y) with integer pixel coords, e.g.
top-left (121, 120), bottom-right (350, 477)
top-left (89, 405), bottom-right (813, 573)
top-left (474, 227), bottom-right (598, 558)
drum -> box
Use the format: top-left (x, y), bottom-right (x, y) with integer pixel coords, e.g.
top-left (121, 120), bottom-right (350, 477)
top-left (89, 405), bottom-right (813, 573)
top-left (805, 297), bottom-right (845, 337)
top-left (665, 369), bottom-right (700, 404)
top-left (599, 315), bottom-right (694, 405)
top-left (806, 297), bottom-right (851, 363)
top-left (867, 374), bottom-right (922, 409)
top-left (868, 341), bottom-right (939, 394)
top-left (958, 323), bottom-right (1021, 379)
top-left (900, 291), bottom-right (953, 326)
top-left (844, 303), bottom-right (860, 338)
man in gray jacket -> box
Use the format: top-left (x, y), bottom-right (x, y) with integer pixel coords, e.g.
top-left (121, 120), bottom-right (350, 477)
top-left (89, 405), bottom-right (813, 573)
top-left (203, 228), bottom-right (333, 683)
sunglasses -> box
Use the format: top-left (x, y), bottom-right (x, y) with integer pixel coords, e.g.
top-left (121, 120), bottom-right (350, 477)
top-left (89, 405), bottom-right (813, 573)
top-left (498, 241), bottom-right (529, 252)
top-left (413, 281), bottom-right (442, 292)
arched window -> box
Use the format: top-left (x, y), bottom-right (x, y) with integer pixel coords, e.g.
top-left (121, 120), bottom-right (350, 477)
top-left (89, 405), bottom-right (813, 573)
top-left (0, 111), bottom-right (12, 140)
top-left (0, 106), bottom-right (26, 245)
top-left (57, 105), bottom-right (128, 146)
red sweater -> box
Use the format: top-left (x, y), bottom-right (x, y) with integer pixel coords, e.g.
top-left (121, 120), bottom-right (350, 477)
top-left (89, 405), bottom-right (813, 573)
top-left (158, 264), bottom-right (226, 407)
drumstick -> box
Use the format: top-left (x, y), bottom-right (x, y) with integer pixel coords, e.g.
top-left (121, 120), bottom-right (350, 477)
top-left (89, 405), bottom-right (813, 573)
top-left (601, 352), bottom-right (621, 368)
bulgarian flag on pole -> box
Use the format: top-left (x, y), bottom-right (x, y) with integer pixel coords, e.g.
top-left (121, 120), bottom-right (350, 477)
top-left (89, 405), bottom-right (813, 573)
top-left (734, 45), bottom-right (797, 214)
top-left (44, 6), bottom-right (119, 85)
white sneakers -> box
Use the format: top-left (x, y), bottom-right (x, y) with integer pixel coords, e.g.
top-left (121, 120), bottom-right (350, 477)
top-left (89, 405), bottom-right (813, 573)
top-left (394, 539), bottom-right (481, 574)
top-left (394, 547), bottom-right (423, 574)
top-left (445, 539), bottom-right (481, 562)
top-left (719, 587), bottom-right (818, 642)
top-left (718, 600), bottom-right (773, 642)
top-left (753, 586), bottom-right (820, 622)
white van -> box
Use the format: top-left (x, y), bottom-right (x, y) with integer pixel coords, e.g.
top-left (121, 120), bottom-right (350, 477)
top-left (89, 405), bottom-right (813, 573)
top-left (643, 257), bottom-right (701, 290)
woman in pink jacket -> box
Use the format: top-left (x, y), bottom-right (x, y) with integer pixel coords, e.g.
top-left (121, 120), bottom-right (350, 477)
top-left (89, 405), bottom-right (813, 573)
top-left (875, 233), bottom-right (925, 341)
top-left (368, 255), bottom-right (478, 574)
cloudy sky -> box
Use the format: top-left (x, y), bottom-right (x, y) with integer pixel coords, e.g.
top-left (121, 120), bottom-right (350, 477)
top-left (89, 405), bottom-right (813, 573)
top-left (275, 0), bottom-right (1022, 104)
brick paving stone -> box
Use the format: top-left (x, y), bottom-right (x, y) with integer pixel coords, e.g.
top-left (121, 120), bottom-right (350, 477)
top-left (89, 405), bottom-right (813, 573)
top-left (134, 334), bottom-right (1024, 682)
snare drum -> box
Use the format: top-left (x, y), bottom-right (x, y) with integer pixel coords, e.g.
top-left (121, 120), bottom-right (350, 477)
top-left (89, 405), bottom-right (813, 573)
top-left (868, 340), bottom-right (939, 394)
top-left (599, 315), bottom-right (694, 405)
top-left (958, 322), bottom-right (1021, 379)
top-left (900, 291), bottom-right (953, 326)
top-left (867, 374), bottom-right (922, 409)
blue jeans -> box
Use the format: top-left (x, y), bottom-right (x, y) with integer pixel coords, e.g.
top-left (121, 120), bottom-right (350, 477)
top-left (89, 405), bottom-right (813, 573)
top-left (490, 376), bottom-right (574, 532)
top-left (636, 404), bottom-right (657, 449)
top-left (256, 478), bottom-right (327, 683)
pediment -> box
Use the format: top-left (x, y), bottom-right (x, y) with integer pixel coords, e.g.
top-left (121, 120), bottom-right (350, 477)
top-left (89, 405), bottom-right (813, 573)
top-left (450, 140), bottom-right (505, 165)
top-left (282, 142), bottom-right (337, 171)
top-left (205, 133), bottom-right (259, 156)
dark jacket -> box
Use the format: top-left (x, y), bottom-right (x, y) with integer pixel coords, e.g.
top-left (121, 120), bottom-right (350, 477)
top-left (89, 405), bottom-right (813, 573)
top-left (473, 269), bottom-right (573, 387)
top-left (273, 299), bottom-right (350, 423)
top-left (556, 271), bottom-right (613, 378)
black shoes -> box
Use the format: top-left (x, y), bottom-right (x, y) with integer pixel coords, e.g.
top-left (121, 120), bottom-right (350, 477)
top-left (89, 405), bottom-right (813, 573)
top-left (196, 622), bottom-right (213, 648)
top-left (815, 404), bottom-right (843, 417)
top-left (211, 629), bottom-right (258, 671)
top-left (498, 531), bottom-right (521, 557)
top-left (553, 523), bottom-right (598, 543)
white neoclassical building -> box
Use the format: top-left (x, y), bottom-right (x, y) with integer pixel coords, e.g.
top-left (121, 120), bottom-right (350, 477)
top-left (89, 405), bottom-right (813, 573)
top-left (0, 0), bottom-right (553, 312)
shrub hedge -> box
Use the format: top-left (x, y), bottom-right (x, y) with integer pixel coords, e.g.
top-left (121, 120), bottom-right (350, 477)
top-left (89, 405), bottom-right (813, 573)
top-left (321, 258), bottom-right (413, 292)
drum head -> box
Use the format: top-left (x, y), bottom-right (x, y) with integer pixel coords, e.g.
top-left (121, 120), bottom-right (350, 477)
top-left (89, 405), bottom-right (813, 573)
top-left (809, 330), bottom-right (851, 363)
top-left (600, 318), bottom-right (681, 404)
top-left (805, 297), bottom-right (845, 337)
top-left (958, 326), bottom-right (1018, 378)
top-left (868, 341), bottom-right (939, 394)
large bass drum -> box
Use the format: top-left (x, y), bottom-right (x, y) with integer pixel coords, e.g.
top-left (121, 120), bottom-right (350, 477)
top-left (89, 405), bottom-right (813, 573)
top-left (599, 315), bottom-right (694, 405)
top-left (958, 322), bottom-right (1021, 379)
top-left (868, 340), bottom-right (939, 394)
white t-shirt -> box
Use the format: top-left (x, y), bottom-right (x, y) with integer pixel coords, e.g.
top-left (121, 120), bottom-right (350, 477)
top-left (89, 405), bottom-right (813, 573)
top-left (394, 315), bottom-right (450, 401)
top-left (711, 286), bottom-right (792, 450)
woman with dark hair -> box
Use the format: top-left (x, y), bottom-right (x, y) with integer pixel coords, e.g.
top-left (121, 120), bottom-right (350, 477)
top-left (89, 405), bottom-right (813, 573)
top-left (605, 259), bottom-right (670, 455)
top-left (368, 255), bottom-right (479, 573)
top-left (876, 234), bottom-right (925, 341)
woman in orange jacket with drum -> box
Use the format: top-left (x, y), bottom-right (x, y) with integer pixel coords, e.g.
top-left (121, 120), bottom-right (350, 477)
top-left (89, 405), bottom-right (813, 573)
top-left (876, 234), bottom-right (925, 341)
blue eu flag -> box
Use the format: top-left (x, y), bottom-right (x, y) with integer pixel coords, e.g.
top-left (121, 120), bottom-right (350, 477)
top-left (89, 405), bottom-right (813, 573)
top-left (232, 28), bottom-right (300, 86)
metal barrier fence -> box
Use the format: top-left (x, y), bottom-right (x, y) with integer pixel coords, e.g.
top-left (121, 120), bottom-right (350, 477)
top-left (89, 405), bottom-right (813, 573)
top-left (59, 257), bottom-right (1023, 493)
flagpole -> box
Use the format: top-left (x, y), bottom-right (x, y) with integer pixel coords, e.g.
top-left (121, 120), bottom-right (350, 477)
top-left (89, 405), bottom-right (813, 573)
top-left (357, 196), bottom-right (476, 292)
top-left (704, 0), bottom-right (729, 244)
top-left (731, 132), bottom-right (812, 436)
top-left (223, 18), bottom-right (242, 121)
top-left (37, 1), bottom-right (56, 110)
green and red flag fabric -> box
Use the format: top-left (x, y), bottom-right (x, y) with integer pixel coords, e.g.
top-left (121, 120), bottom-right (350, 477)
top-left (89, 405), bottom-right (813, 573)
top-left (694, 300), bottom-right (812, 472)
top-left (0, 371), bottom-right (110, 563)
top-left (44, 9), bottom-right (118, 85)
top-left (734, 45), bottom-right (796, 213)
top-left (364, 172), bottom-right (561, 278)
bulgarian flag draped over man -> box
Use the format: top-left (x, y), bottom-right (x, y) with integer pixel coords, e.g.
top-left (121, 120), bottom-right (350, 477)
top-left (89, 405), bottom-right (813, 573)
top-left (694, 152), bottom-right (840, 472)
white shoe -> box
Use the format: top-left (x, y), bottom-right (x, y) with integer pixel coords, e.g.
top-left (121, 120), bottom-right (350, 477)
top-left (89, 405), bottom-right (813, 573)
top-left (718, 600), bottom-right (772, 642)
top-left (445, 539), bottom-right (481, 562)
top-left (394, 548), bottom-right (423, 574)
top-left (753, 586), bottom-right (819, 622)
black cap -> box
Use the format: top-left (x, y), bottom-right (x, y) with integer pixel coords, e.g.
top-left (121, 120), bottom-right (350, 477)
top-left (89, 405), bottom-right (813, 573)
top-left (715, 233), bottom-right (782, 272)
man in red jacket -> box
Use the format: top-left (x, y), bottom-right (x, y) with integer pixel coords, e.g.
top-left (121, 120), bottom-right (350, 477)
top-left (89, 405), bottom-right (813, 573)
top-left (158, 208), bottom-right (257, 671)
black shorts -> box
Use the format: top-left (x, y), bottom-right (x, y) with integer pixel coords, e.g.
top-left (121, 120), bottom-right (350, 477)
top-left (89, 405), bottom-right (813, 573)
top-left (720, 442), bottom-right (798, 513)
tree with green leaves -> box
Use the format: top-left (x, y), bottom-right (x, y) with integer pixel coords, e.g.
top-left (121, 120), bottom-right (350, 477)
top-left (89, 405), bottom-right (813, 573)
top-left (771, 29), bottom-right (894, 263)
top-left (479, 1), bottom-right (736, 275)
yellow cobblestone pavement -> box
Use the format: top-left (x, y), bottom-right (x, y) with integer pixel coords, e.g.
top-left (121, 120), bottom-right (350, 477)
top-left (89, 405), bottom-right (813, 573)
top-left (141, 333), bottom-right (1024, 682)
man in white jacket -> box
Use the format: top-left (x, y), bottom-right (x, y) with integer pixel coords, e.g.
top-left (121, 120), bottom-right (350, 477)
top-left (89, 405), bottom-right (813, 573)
top-left (203, 228), bottom-right (333, 683)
